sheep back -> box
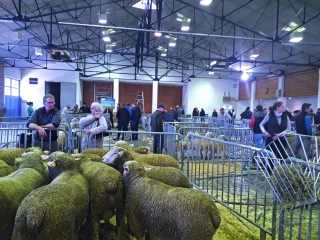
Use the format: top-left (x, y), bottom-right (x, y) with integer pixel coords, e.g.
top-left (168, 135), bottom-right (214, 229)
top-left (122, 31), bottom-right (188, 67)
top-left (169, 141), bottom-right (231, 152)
top-left (81, 148), bottom-right (109, 157)
top-left (0, 160), bottom-right (15, 177)
top-left (0, 164), bottom-right (47, 237)
top-left (124, 161), bottom-right (220, 240)
top-left (0, 148), bottom-right (25, 166)
top-left (136, 154), bottom-right (180, 169)
top-left (12, 171), bottom-right (89, 240)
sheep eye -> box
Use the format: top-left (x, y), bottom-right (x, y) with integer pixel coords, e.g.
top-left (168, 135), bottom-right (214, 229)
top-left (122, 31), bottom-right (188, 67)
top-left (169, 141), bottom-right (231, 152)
top-left (124, 167), bottom-right (129, 172)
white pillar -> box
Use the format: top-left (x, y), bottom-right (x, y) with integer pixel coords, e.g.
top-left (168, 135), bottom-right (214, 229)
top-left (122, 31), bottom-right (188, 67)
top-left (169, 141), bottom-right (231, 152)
top-left (152, 81), bottom-right (159, 112)
top-left (113, 79), bottom-right (119, 110)
top-left (277, 75), bottom-right (287, 107)
top-left (317, 69), bottom-right (320, 109)
top-left (250, 81), bottom-right (256, 111)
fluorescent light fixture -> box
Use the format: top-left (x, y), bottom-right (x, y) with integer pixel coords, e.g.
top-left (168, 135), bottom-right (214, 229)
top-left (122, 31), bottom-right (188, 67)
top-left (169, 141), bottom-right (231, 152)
top-left (181, 21), bottom-right (190, 31)
top-left (0, 19), bottom-right (14, 23)
top-left (106, 46), bottom-right (112, 53)
top-left (161, 52), bottom-right (167, 57)
top-left (241, 72), bottom-right (249, 81)
top-left (208, 71), bottom-right (214, 75)
top-left (35, 47), bottom-right (43, 56)
top-left (132, 0), bottom-right (156, 10)
top-left (289, 31), bottom-right (303, 43)
top-left (103, 36), bottom-right (111, 42)
top-left (249, 48), bottom-right (259, 59)
top-left (154, 31), bottom-right (162, 37)
top-left (98, 13), bottom-right (107, 24)
top-left (169, 38), bottom-right (177, 47)
top-left (200, 0), bottom-right (212, 5)
top-left (8, 32), bottom-right (22, 41)
top-left (210, 60), bottom-right (217, 66)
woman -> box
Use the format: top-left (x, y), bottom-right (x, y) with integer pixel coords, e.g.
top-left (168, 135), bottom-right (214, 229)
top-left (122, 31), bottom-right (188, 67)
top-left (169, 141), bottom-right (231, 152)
top-left (26, 102), bottom-right (34, 117)
top-left (79, 102), bottom-right (108, 150)
top-left (260, 101), bottom-right (291, 165)
top-left (212, 109), bottom-right (218, 117)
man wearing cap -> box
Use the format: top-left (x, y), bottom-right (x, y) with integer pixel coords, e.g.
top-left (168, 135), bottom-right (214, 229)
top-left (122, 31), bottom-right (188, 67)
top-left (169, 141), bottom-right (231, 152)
top-left (250, 105), bottom-right (267, 148)
top-left (151, 104), bottom-right (165, 154)
top-left (292, 103), bottom-right (312, 160)
top-left (80, 102), bottom-right (91, 113)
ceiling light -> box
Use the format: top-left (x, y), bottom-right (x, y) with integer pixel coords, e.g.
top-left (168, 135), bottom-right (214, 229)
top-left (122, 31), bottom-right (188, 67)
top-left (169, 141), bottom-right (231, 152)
top-left (181, 21), bottom-right (190, 31)
top-left (282, 22), bottom-right (305, 32)
top-left (208, 71), bottom-right (214, 75)
top-left (103, 35), bottom-right (111, 42)
top-left (168, 38), bottom-right (177, 47)
top-left (289, 31), bottom-right (303, 43)
top-left (132, 0), bottom-right (156, 10)
top-left (210, 60), bottom-right (217, 66)
top-left (154, 31), bottom-right (162, 37)
top-left (98, 13), bottom-right (107, 24)
top-left (35, 47), bottom-right (43, 56)
top-left (249, 48), bottom-right (260, 59)
top-left (241, 72), bottom-right (249, 81)
top-left (106, 46), bottom-right (113, 53)
top-left (200, 0), bottom-right (212, 5)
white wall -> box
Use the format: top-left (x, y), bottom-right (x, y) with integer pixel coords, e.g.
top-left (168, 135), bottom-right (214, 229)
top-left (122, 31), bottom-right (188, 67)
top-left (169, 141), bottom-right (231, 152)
top-left (4, 67), bottom-right (21, 80)
top-left (20, 66), bottom-right (80, 115)
top-left (183, 78), bottom-right (238, 115)
top-left (286, 96), bottom-right (318, 112)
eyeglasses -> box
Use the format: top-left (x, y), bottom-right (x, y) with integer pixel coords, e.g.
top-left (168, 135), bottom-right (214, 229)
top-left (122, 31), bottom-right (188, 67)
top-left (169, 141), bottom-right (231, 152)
top-left (90, 107), bottom-right (98, 110)
top-left (46, 102), bottom-right (55, 104)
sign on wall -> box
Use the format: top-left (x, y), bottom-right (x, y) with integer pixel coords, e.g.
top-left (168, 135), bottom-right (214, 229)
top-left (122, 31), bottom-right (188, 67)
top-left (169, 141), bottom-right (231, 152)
top-left (101, 98), bottom-right (115, 108)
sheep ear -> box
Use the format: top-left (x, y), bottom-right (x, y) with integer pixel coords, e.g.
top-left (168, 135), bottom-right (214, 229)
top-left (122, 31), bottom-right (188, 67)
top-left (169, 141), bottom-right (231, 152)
top-left (144, 167), bottom-right (152, 172)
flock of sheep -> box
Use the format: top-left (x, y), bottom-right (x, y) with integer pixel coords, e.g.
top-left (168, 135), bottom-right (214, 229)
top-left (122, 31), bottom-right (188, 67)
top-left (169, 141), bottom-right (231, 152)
top-left (0, 142), bottom-right (221, 240)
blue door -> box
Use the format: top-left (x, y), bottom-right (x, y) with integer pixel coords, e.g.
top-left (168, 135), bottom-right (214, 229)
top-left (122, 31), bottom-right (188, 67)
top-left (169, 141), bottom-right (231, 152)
top-left (5, 96), bottom-right (21, 117)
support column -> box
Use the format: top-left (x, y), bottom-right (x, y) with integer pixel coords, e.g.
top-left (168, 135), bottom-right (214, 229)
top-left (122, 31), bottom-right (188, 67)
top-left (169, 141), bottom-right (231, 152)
top-left (152, 80), bottom-right (158, 112)
top-left (0, 61), bottom-right (4, 117)
top-left (277, 75), bottom-right (287, 107)
top-left (317, 69), bottom-right (320, 109)
top-left (113, 78), bottom-right (119, 109)
top-left (250, 81), bottom-right (256, 111)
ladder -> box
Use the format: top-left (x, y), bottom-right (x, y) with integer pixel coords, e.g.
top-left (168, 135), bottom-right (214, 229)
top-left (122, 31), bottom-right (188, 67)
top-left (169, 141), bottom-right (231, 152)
top-left (134, 91), bottom-right (144, 113)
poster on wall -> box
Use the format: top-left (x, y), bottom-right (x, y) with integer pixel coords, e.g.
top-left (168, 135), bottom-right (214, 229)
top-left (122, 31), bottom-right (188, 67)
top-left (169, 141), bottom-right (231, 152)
top-left (101, 98), bottom-right (115, 108)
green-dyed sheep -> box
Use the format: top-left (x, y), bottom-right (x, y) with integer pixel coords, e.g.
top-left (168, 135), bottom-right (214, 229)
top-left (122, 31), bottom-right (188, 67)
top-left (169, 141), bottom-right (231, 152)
top-left (76, 159), bottom-right (125, 240)
top-left (12, 153), bottom-right (89, 240)
top-left (72, 153), bottom-right (102, 162)
top-left (0, 160), bottom-right (16, 177)
top-left (123, 161), bottom-right (221, 240)
top-left (0, 152), bottom-right (47, 238)
top-left (133, 146), bottom-right (152, 154)
top-left (103, 141), bottom-right (180, 170)
top-left (82, 148), bottom-right (109, 157)
top-left (102, 145), bottom-right (188, 188)
top-left (0, 148), bottom-right (25, 166)
top-left (25, 146), bottom-right (44, 155)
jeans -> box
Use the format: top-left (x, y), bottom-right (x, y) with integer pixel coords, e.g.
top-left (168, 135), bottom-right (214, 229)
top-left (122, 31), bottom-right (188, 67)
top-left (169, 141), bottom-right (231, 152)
top-left (130, 121), bottom-right (139, 140)
top-left (153, 134), bottom-right (164, 154)
top-left (254, 133), bottom-right (266, 148)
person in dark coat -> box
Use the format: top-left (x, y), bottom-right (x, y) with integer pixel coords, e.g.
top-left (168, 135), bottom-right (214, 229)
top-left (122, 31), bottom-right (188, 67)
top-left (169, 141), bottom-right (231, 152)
top-left (151, 104), bottom-right (165, 154)
top-left (80, 102), bottom-right (91, 113)
top-left (240, 107), bottom-right (253, 120)
top-left (250, 105), bottom-right (266, 148)
top-left (116, 103), bottom-right (130, 140)
top-left (199, 108), bottom-right (205, 122)
top-left (130, 103), bottom-right (142, 140)
top-left (212, 109), bottom-right (218, 117)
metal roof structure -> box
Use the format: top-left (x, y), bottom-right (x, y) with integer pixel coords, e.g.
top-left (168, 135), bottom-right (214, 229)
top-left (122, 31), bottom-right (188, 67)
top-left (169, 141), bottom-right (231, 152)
top-left (1, 0), bottom-right (320, 82)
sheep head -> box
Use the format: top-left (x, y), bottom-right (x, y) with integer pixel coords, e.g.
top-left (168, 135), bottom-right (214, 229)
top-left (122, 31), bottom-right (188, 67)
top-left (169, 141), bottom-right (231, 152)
top-left (102, 146), bottom-right (128, 170)
top-left (47, 152), bottom-right (78, 180)
top-left (123, 160), bottom-right (146, 177)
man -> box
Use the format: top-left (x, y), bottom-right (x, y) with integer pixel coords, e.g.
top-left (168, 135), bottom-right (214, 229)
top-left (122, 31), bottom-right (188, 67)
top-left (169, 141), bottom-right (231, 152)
top-left (240, 107), bottom-right (253, 120)
top-left (314, 108), bottom-right (320, 124)
top-left (27, 94), bottom-right (61, 152)
top-left (292, 103), bottom-right (312, 161)
top-left (80, 102), bottom-right (91, 113)
top-left (151, 104), bottom-right (165, 154)
top-left (218, 108), bottom-right (231, 119)
top-left (116, 103), bottom-right (130, 140)
top-left (250, 105), bottom-right (266, 148)
top-left (130, 103), bottom-right (142, 140)
top-left (61, 104), bottom-right (72, 116)
top-left (163, 107), bottom-right (175, 123)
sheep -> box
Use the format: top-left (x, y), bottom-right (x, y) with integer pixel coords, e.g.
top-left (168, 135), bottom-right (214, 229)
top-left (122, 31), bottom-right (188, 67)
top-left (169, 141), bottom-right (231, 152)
top-left (133, 146), bottom-right (152, 154)
top-left (81, 148), bottom-right (109, 157)
top-left (0, 160), bottom-right (16, 177)
top-left (122, 161), bottom-right (221, 240)
top-left (105, 141), bottom-right (180, 169)
top-left (0, 148), bottom-right (26, 166)
top-left (12, 152), bottom-right (89, 240)
top-left (0, 152), bottom-right (48, 238)
top-left (74, 158), bottom-right (125, 240)
top-left (72, 153), bottom-right (102, 162)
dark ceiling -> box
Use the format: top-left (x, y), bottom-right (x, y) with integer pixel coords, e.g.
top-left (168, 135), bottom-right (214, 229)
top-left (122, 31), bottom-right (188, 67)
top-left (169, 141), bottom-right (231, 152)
top-left (1, 0), bottom-right (320, 82)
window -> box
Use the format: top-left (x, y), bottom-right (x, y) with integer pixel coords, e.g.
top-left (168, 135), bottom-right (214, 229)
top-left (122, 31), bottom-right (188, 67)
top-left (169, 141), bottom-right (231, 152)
top-left (5, 77), bottom-right (20, 97)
